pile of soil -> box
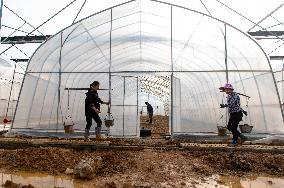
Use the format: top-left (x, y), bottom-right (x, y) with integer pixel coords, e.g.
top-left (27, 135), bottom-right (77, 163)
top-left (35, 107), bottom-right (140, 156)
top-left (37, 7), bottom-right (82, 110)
top-left (0, 147), bottom-right (283, 187)
top-left (140, 115), bottom-right (169, 136)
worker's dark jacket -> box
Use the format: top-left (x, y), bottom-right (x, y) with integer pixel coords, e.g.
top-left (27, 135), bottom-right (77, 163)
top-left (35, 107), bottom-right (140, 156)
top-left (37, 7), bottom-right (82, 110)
top-left (85, 90), bottom-right (103, 116)
top-left (147, 104), bottom-right (153, 115)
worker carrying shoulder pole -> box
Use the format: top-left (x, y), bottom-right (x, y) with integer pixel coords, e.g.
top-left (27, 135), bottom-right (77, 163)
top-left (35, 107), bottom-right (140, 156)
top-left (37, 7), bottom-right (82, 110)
top-left (84, 81), bottom-right (110, 141)
top-left (219, 83), bottom-right (247, 146)
top-left (145, 102), bottom-right (153, 124)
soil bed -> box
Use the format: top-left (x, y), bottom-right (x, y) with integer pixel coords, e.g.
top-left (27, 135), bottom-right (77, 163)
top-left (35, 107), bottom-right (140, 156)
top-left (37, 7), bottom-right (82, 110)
top-left (1, 115), bottom-right (284, 187)
top-left (0, 144), bottom-right (283, 187)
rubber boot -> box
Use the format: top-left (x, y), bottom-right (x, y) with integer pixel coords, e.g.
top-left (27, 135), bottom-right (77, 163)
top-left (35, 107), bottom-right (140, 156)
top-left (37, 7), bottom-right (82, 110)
top-left (95, 127), bottom-right (102, 141)
top-left (84, 128), bottom-right (90, 141)
top-left (228, 139), bottom-right (237, 147)
top-left (232, 139), bottom-right (237, 144)
top-left (239, 134), bottom-right (247, 144)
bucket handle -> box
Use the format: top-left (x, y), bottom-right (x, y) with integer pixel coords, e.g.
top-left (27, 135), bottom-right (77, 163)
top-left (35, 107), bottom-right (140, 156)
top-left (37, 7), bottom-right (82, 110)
top-left (107, 103), bottom-right (111, 114)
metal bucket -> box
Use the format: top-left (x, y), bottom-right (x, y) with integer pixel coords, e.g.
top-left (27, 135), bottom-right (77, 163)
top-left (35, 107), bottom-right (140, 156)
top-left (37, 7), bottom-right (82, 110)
top-left (217, 126), bottom-right (227, 136)
top-left (104, 113), bottom-right (114, 127)
top-left (105, 119), bottom-right (114, 127)
top-left (239, 124), bottom-right (253, 133)
top-left (64, 125), bottom-right (74, 133)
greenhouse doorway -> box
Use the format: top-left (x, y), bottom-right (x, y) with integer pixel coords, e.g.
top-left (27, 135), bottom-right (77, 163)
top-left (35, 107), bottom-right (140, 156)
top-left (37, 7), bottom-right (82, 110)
top-left (139, 75), bottom-right (181, 138)
top-left (109, 75), bottom-right (139, 137)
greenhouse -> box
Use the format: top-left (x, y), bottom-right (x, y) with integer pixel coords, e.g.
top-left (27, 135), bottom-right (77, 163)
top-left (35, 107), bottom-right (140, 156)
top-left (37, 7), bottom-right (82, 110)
top-left (11, 0), bottom-right (284, 136)
top-left (0, 57), bottom-right (21, 123)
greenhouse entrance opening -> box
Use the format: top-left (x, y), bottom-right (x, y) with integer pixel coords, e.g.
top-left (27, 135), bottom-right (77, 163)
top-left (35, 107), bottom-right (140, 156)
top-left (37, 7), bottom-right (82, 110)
top-left (138, 74), bottom-right (182, 138)
top-left (110, 74), bottom-right (139, 137)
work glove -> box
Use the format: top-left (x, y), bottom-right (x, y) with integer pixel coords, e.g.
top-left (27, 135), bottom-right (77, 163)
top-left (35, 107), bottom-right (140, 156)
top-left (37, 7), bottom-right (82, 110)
top-left (220, 104), bottom-right (227, 108)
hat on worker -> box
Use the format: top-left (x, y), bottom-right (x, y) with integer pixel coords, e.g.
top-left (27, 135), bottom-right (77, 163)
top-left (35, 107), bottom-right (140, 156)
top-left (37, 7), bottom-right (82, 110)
top-left (219, 83), bottom-right (234, 91)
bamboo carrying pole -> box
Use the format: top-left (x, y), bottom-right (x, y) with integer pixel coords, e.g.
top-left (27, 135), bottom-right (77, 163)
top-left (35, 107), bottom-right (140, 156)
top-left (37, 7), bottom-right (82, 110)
top-left (219, 88), bottom-right (250, 99)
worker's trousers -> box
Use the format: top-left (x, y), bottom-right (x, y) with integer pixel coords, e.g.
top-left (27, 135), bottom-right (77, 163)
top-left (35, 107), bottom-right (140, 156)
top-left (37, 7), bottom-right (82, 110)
top-left (148, 113), bottom-right (153, 123)
top-left (85, 113), bottom-right (102, 130)
top-left (227, 111), bottom-right (243, 140)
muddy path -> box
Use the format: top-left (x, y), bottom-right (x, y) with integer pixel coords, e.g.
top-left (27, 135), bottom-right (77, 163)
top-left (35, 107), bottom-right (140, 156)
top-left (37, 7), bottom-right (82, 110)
top-left (0, 146), bottom-right (283, 187)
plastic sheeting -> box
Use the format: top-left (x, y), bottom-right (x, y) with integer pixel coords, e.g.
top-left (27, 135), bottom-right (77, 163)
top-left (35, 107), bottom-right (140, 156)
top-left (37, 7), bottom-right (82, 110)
top-left (12, 0), bottom-right (283, 136)
top-left (0, 57), bottom-right (22, 121)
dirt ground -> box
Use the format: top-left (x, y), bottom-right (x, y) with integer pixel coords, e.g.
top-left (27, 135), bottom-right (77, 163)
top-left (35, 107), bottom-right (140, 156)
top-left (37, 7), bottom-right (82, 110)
top-left (0, 146), bottom-right (284, 187)
top-left (140, 115), bottom-right (169, 136)
top-left (0, 116), bottom-right (284, 187)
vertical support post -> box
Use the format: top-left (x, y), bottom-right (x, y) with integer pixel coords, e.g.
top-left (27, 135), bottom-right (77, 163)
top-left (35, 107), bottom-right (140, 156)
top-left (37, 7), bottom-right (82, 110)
top-left (57, 32), bottom-right (63, 131)
top-left (109, 8), bottom-right (112, 111)
top-left (139, 0), bottom-right (142, 60)
top-left (224, 23), bottom-right (228, 83)
top-left (170, 6), bottom-right (173, 135)
top-left (224, 23), bottom-right (228, 125)
top-left (107, 8), bottom-right (112, 135)
top-left (136, 77), bottom-right (139, 136)
top-left (0, 0), bottom-right (4, 37)
top-left (67, 88), bottom-right (70, 109)
top-left (123, 77), bottom-right (126, 136)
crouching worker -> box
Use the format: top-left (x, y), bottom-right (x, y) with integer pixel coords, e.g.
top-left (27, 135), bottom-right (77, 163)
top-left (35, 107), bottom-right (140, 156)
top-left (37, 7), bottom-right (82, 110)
top-left (219, 83), bottom-right (247, 146)
top-left (85, 81), bottom-right (110, 141)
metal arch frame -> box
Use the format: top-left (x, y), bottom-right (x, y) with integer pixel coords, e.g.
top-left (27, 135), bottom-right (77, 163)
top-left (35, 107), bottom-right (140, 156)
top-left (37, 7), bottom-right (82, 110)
top-left (30, 38), bottom-right (261, 77)
top-left (149, 0), bottom-right (284, 124)
top-left (54, 36), bottom-right (276, 73)
top-left (25, 17), bottom-right (263, 75)
top-left (12, 0), bottom-right (284, 132)
top-left (22, 0), bottom-right (278, 72)
top-left (31, 25), bottom-right (82, 129)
